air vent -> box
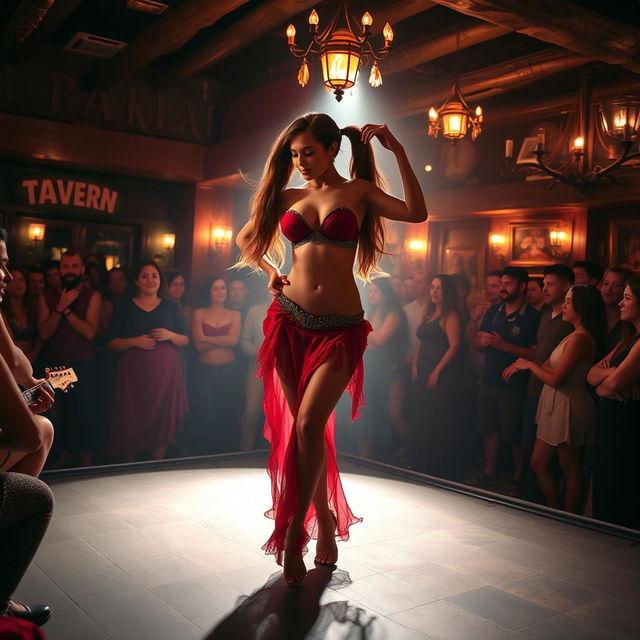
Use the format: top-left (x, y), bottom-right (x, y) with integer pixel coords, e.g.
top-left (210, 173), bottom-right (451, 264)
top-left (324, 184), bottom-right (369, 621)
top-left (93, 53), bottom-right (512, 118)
top-left (64, 32), bottom-right (127, 58)
top-left (126, 0), bottom-right (169, 14)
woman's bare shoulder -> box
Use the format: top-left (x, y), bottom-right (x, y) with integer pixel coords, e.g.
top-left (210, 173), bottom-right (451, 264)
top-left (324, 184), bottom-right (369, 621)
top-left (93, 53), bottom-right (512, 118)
top-left (281, 187), bottom-right (309, 211)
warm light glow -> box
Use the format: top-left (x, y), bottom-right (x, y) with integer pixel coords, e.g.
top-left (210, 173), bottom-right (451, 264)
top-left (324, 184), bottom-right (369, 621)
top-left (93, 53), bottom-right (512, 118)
top-left (442, 111), bottom-right (468, 138)
top-left (320, 44), bottom-right (360, 91)
top-left (28, 223), bottom-right (45, 242)
top-left (162, 233), bottom-right (175, 250)
top-left (573, 136), bottom-right (584, 151)
top-left (428, 107), bottom-right (438, 121)
top-left (475, 106), bottom-right (482, 117)
top-left (550, 230), bottom-right (566, 245)
top-left (489, 233), bottom-right (506, 247)
top-left (424, 164), bottom-right (433, 172)
top-left (210, 226), bottom-right (233, 252)
top-left (286, 24), bottom-right (296, 42)
top-left (361, 12), bottom-right (372, 26)
top-left (408, 239), bottom-right (427, 252)
top-left (614, 113), bottom-right (627, 128)
top-left (308, 9), bottom-right (319, 25)
top-left (383, 22), bottom-right (393, 42)
top-left (446, 114), bottom-right (462, 135)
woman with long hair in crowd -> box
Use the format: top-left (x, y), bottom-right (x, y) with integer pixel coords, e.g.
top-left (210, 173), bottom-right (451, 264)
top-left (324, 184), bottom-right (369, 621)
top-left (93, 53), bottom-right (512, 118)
top-left (588, 276), bottom-right (640, 528)
top-left (165, 269), bottom-right (191, 325)
top-left (412, 274), bottom-right (462, 477)
top-left (190, 277), bottom-right (241, 453)
top-left (235, 113), bottom-right (427, 584)
top-left (107, 260), bottom-right (189, 462)
top-left (0, 267), bottom-right (42, 363)
top-left (513, 285), bottom-right (605, 513)
top-left (359, 276), bottom-right (409, 460)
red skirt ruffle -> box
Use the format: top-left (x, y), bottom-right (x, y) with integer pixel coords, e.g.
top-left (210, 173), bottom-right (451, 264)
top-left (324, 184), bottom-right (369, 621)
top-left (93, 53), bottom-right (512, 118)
top-left (256, 296), bottom-right (371, 565)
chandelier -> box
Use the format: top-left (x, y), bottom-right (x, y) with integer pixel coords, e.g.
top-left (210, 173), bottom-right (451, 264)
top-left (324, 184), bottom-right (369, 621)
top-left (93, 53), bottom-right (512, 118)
top-left (286, 1), bottom-right (394, 102)
top-left (503, 70), bottom-right (640, 192)
top-left (427, 81), bottom-right (483, 143)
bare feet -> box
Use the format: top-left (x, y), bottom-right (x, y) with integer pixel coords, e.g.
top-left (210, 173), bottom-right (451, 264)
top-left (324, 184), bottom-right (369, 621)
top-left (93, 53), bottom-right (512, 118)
top-left (284, 522), bottom-right (307, 585)
top-left (314, 511), bottom-right (338, 566)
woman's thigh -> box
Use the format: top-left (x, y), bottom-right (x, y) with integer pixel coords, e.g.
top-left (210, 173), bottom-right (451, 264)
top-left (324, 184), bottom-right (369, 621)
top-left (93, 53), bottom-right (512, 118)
top-left (531, 438), bottom-right (556, 470)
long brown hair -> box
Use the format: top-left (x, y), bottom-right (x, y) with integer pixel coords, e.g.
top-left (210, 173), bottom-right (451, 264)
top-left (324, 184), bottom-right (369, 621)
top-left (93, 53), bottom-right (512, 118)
top-left (235, 112), bottom-right (386, 280)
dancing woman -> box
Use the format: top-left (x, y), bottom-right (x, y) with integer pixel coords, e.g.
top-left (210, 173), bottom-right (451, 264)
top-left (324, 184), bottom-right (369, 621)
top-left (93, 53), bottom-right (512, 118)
top-left (235, 113), bottom-right (427, 584)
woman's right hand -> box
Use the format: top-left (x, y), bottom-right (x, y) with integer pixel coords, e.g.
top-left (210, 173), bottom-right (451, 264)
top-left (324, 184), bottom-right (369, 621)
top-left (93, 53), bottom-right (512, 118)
top-left (268, 272), bottom-right (290, 297)
top-left (134, 334), bottom-right (157, 350)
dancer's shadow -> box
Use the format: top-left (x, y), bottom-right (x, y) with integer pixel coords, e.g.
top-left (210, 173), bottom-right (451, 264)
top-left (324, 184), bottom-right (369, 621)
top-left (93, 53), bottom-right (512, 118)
top-left (203, 566), bottom-right (385, 640)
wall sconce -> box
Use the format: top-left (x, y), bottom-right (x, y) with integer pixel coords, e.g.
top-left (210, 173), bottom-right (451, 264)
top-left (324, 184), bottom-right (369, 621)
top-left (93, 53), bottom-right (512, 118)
top-left (209, 225), bottom-right (233, 254)
top-left (162, 234), bottom-right (175, 252)
top-left (407, 239), bottom-right (427, 253)
top-left (549, 228), bottom-right (571, 259)
top-left (489, 233), bottom-right (507, 263)
top-left (28, 223), bottom-right (46, 244)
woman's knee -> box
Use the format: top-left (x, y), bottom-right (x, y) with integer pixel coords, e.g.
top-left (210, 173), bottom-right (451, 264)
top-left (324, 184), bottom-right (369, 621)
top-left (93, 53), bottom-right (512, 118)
top-left (295, 414), bottom-right (325, 444)
top-left (35, 416), bottom-right (54, 453)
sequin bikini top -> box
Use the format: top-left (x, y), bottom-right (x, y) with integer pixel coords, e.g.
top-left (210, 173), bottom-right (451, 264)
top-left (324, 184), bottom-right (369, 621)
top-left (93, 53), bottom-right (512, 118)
top-left (280, 207), bottom-right (359, 250)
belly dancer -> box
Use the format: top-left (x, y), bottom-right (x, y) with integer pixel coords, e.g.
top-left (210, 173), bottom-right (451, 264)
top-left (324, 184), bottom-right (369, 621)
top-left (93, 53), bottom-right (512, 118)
top-left (235, 113), bottom-right (428, 585)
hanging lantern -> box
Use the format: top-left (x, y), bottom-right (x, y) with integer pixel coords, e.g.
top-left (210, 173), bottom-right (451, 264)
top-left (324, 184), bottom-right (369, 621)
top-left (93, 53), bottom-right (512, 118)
top-left (427, 82), bottom-right (483, 143)
top-left (285, 1), bottom-right (394, 102)
top-left (599, 96), bottom-right (640, 142)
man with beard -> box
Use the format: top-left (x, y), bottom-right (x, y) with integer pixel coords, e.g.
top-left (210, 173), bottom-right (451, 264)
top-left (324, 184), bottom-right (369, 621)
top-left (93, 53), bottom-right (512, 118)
top-left (38, 251), bottom-right (101, 467)
top-left (476, 266), bottom-right (540, 490)
top-left (599, 266), bottom-right (633, 354)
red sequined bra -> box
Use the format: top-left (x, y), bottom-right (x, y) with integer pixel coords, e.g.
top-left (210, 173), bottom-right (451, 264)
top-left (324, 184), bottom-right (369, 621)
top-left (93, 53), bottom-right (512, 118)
top-left (280, 207), bottom-right (359, 249)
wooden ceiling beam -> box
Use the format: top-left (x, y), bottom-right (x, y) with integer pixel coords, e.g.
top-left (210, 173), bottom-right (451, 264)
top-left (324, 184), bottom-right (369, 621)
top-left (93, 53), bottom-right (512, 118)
top-left (385, 47), bottom-right (587, 119)
top-left (154, 0), bottom-right (436, 88)
top-left (429, 0), bottom-right (640, 74)
top-left (94, 0), bottom-right (250, 89)
top-left (382, 20), bottom-right (511, 78)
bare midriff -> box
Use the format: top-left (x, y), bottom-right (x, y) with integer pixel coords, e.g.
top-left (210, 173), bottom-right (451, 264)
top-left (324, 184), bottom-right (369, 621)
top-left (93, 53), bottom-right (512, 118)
top-left (284, 243), bottom-right (362, 316)
top-left (199, 346), bottom-right (234, 367)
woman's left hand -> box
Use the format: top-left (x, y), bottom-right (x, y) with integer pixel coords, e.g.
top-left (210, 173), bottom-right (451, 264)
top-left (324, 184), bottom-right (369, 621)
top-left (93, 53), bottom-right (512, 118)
top-left (513, 358), bottom-right (531, 371)
top-left (150, 328), bottom-right (173, 341)
top-left (360, 124), bottom-right (402, 152)
top-left (426, 370), bottom-right (440, 389)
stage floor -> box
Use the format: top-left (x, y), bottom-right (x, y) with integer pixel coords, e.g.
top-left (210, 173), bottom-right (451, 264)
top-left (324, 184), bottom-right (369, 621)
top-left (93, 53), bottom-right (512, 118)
top-left (17, 457), bottom-right (640, 640)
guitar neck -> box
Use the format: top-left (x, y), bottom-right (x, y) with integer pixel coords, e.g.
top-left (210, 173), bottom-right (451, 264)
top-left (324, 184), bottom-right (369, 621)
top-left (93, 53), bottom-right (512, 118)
top-left (22, 380), bottom-right (54, 405)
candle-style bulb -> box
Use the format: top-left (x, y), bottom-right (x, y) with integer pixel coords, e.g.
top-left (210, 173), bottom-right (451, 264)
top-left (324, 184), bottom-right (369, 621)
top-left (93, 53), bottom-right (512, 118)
top-left (286, 24), bottom-right (296, 42)
top-left (383, 22), bottom-right (394, 42)
top-left (361, 12), bottom-right (373, 26)
top-left (308, 9), bottom-right (319, 25)
top-left (573, 136), bottom-right (584, 151)
top-left (537, 127), bottom-right (545, 147)
top-left (428, 107), bottom-right (438, 121)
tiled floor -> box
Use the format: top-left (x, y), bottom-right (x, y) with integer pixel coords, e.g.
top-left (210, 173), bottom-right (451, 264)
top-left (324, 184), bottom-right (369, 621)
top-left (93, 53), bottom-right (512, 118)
top-left (16, 458), bottom-right (640, 640)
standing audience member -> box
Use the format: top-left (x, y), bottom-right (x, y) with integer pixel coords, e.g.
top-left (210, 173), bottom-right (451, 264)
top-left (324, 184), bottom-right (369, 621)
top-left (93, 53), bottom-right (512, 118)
top-left (43, 261), bottom-right (61, 292)
top-left (27, 269), bottom-right (45, 301)
top-left (0, 268), bottom-right (42, 363)
top-left (526, 277), bottom-right (546, 311)
top-left (190, 278), bottom-right (241, 453)
top-left (588, 277), bottom-right (640, 529)
top-left (599, 266), bottom-right (633, 353)
top-left (390, 276), bottom-right (402, 299)
top-left (226, 278), bottom-right (250, 319)
top-left (165, 270), bottom-right (191, 325)
top-left (412, 274), bottom-right (461, 477)
top-left (107, 261), bottom-right (189, 462)
top-left (400, 276), bottom-right (416, 305)
top-left (238, 298), bottom-right (271, 451)
top-left (512, 285), bottom-right (605, 513)
top-left (38, 251), bottom-right (101, 467)
top-left (476, 267), bottom-right (540, 487)
top-left (359, 277), bottom-right (409, 460)
top-left (403, 270), bottom-right (428, 366)
top-left (572, 260), bottom-right (602, 286)
top-left (463, 269), bottom-right (502, 484)
top-left (99, 267), bottom-right (131, 336)
top-left (0, 228), bottom-right (54, 628)
top-left (503, 264), bottom-right (574, 501)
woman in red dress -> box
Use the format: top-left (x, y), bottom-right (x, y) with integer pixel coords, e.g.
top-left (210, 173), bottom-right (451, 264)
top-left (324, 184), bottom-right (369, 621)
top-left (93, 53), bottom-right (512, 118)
top-left (235, 113), bottom-right (427, 584)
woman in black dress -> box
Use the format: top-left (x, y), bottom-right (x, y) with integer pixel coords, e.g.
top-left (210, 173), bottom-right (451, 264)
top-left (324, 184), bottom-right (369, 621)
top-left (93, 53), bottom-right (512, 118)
top-left (587, 276), bottom-right (640, 529)
top-left (107, 261), bottom-right (189, 462)
top-left (412, 274), bottom-right (462, 477)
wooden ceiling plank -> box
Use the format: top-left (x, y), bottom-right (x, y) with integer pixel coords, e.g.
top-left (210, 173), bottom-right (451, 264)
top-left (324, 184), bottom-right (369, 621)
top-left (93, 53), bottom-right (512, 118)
top-left (386, 47), bottom-right (587, 118)
top-left (383, 20), bottom-right (511, 77)
top-left (154, 0), bottom-right (437, 87)
top-left (429, 0), bottom-right (640, 73)
top-left (95, 0), bottom-right (250, 89)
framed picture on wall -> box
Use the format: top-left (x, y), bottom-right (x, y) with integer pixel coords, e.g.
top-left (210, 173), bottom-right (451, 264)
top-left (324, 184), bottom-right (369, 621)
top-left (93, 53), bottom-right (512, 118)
top-left (442, 246), bottom-right (483, 290)
top-left (509, 220), bottom-right (572, 265)
top-left (610, 220), bottom-right (640, 272)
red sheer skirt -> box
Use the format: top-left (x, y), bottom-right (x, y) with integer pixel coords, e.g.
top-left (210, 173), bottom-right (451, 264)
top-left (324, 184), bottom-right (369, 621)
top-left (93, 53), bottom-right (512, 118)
top-left (256, 294), bottom-right (371, 565)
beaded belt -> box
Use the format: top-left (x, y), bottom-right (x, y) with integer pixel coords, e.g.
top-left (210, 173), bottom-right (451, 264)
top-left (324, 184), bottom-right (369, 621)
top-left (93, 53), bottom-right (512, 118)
top-left (275, 293), bottom-right (364, 331)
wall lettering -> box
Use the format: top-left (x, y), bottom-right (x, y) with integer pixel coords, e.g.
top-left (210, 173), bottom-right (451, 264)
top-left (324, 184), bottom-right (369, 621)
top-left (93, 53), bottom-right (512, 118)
top-left (21, 179), bottom-right (119, 214)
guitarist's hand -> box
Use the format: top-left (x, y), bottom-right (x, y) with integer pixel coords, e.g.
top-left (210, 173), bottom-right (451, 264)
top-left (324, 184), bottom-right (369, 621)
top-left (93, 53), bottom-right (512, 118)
top-left (29, 380), bottom-right (55, 414)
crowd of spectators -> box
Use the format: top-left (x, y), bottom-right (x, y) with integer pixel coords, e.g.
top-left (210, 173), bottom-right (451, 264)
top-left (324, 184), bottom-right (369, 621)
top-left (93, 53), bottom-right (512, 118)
top-left (2, 239), bottom-right (639, 531)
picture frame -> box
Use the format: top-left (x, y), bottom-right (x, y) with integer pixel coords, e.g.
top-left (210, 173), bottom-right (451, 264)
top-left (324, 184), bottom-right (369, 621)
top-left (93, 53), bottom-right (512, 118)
top-left (442, 246), bottom-right (483, 290)
top-left (609, 220), bottom-right (640, 272)
top-left (516, 136), bottom-right (538, 164)
top-left (509, 220), bottom-right (573, 266)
